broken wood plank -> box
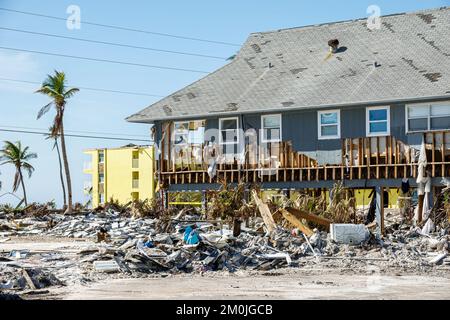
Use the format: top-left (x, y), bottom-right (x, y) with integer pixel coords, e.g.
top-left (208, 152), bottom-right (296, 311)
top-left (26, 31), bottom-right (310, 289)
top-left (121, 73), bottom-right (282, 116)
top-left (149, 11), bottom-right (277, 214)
top-left (252, 190), bottom-right (277, 233)
top-left (22, 269), bottom-right (37, 290)
top-left (280, 208), bottom-right (313, 237)
top-left (284, 207), bottom-right (332, 230)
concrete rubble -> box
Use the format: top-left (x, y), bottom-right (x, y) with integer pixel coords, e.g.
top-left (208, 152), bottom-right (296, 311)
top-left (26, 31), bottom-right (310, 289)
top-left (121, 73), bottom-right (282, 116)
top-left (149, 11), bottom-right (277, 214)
top-left (1, 205), bottom-right (449, 297)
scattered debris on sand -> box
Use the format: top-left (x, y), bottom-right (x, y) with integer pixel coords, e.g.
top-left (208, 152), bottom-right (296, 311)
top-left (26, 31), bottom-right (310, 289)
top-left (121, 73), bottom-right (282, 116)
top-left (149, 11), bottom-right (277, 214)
top-left (1, 185), bottom-right (449, 297)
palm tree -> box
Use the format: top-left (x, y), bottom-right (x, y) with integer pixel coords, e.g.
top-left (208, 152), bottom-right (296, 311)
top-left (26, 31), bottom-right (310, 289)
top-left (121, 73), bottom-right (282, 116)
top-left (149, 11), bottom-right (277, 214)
top-left (0, 141), bottom-right (37, 206)
top-left (46, 125), bottom-right (67, 208)
top-left (36, 71), bottom-right (79, 214)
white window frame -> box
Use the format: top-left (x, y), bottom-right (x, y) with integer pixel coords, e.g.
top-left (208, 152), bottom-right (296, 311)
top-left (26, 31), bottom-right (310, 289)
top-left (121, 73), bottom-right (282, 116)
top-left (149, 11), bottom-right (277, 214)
top-left (366, 106), bottom-right (390, 137)
top-left (261, 114), bottom-right (282, 143)
top-left (219, 117), bottom-right (239, 145)
top-left (173, 121), bottom-right (189, 146)
top-left (317, 110), bottom-right (341, 140)
top-left (405, 102), bottom-right (450, 133)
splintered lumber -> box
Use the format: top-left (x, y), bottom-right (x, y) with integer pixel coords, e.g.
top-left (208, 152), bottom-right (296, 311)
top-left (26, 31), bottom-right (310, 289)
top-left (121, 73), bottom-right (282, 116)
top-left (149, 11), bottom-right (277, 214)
top-left (284, 207), bottom-right (332, 230)
top-left (22, 269), bottom-right (37, 290)
top-left (252, 190), bottom-right (277, 233)
top-left (280, 208), bottom-right (313, 237)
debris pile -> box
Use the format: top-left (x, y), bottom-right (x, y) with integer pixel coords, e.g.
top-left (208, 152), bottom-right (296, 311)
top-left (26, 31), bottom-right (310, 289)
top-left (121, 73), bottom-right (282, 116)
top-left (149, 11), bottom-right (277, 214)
top-left (1, 184), bottom-right (449, 296)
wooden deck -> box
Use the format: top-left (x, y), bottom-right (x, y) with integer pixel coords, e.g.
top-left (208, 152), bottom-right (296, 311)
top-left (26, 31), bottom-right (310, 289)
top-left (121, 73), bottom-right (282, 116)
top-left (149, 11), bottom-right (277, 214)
top-left (159, 131), bottom-right (450, 186)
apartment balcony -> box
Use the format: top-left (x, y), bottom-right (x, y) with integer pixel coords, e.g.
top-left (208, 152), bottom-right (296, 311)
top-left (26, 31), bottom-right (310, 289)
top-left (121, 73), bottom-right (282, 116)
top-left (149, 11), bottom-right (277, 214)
top-left (83, 161), bottom-right (93, 173)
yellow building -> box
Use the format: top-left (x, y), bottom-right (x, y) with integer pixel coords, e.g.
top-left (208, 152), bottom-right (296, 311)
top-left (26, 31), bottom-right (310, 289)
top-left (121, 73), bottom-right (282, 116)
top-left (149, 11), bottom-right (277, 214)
top-left (83, 145), bottom-right (155, 208)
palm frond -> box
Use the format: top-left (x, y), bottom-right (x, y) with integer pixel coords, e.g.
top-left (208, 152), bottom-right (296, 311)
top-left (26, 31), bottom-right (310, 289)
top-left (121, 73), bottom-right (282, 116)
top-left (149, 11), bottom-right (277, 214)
top-left (22, 152), bottom-right (38, 161)
top-left (22, 162), bottom-right (35, 178)
top-left (64, 87), bottom-right (80, 99)
top-left (37, 102), bottom-right (53, 120)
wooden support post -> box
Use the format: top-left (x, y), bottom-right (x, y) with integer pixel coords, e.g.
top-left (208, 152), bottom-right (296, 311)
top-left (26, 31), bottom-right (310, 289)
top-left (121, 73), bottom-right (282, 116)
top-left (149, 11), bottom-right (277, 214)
top-left (442, 132), bottom-right (446, 176)
top-left (432, 132), bottom-right (436, 177)
top-left (201, 190), bottom-right (207, 213)
top-left (376, 137), bottom-right (380, 179)
top-left (167, 123), bottom-right (172, 172)
top-left (349, 139), bottom-right (353, 180)
top-left (375, 186), bottom-right (384, 237)
top-left (366, 137), bottom-right (371, 179)
top-left (417, 193), bottom-right (424, 224)
top-left (394, 139), bottom-right (398, 179)
top-left (161, 126), bottom-right (166, 173)
top-left (163, 189), bottom-right (169, 210)
top-left (358, 139), bottom-right (363, 179)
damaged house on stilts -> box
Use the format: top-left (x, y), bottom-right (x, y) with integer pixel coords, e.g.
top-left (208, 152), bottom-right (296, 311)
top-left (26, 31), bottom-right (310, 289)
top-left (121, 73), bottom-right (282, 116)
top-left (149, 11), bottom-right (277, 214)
top-left (126, 7), bottom-right (450, 234)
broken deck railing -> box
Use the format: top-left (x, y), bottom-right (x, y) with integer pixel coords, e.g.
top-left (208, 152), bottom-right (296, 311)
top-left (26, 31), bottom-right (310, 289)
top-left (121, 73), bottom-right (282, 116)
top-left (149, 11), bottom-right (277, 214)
top-left (159, 130), bottom-right (449, 185)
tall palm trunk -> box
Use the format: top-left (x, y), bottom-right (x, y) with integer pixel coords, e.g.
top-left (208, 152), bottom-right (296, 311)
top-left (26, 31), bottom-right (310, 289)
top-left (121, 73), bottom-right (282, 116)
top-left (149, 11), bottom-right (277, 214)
top-left (18, 167), bottom-right (27, 206)
top-left (59, 109), bottom-right (73, 214)
top-left (55, 138), bottom-right (67, 208)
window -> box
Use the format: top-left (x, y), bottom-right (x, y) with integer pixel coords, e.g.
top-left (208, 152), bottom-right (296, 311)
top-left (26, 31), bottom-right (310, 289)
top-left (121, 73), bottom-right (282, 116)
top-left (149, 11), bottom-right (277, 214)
top-left (174, 121), bottom-right (189, 145)
top-left (99, 173), bottom-right (105, 183)
top-left (318, 110), bottom-right (340, 139)
top-left (407, 102), bottom-right (450, 132)
top-left (132, 151), bottom-right (139, 168)
top-left (219, 117), bottom-right (239, 145)
top-left (261, 114), bottom-right (282, 142)
top-left (366, 106), bottom-right (390, 136)
top-left (98, 151), bottom-right (105, 163)
top-left (99, 193), bottom-right (105, 204)
top-left (132, 172), bottom-right (139, 189)
top-left (173, 120), bottom-right (205, 145)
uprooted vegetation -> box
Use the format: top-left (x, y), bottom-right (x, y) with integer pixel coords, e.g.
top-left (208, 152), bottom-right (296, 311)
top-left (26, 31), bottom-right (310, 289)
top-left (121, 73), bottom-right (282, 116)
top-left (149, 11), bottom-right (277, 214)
top-left (95, 198), bottom-right (171, 219)
top-left (206, 179), bottom-right (257, 221)
top-left (0, 201), bottom-right (61, 217)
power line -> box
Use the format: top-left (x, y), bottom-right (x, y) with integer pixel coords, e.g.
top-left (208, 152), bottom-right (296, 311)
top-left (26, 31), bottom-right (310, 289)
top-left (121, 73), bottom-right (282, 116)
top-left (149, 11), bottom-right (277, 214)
top-left (0, 26), bottom-right (227, 60)
top-left (0, 77), bottom-right (165, 98)
top-left (0, 125), bottom-right (150, 138)
top-left (0, 46), bottom-right (210, 74)
top-left (0, 7), bottom-right (240, 47)
top-left (0, 128), bottom-right (152, 143)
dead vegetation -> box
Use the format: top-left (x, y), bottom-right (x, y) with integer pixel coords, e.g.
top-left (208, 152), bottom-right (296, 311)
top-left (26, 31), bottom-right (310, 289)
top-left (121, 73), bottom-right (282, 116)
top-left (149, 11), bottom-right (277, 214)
top-left (206, 179), bottom-right (257, 221)
top-left (0, 201), bottom-right (61, 217)
top-left (429, 188), bottom-right (450, 228)
top-left (282, 182), bottom-right (356, 231)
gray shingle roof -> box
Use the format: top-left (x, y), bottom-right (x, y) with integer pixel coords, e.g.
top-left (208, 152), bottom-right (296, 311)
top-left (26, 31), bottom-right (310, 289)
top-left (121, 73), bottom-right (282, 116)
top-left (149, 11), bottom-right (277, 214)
top-left (127, 7), bottom-right (450, 123)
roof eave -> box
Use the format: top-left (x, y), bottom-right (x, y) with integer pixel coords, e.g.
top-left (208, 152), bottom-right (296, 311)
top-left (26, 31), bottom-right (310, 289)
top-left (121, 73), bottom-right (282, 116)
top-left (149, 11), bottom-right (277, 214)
top-left (125, 94), bottom-right (450, 123)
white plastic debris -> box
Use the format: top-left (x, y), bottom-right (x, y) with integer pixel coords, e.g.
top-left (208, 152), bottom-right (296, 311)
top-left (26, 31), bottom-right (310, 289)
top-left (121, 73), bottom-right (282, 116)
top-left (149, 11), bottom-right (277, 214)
top-left (330, 224), bottom-right (369, 245)
top-left (421, 219), bottom-right (435, 235)
top-left (429, 252), bottom-right (447, 265)
top-left (93, 260), bottom-right (120, 273)
top-left (259, 253), bottom-right (292, 265)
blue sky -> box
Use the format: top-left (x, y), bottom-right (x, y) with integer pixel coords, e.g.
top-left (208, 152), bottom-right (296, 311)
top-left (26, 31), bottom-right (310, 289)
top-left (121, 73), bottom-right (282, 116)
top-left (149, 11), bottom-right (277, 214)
top-left (0, 0), bottom-right (448, 206)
